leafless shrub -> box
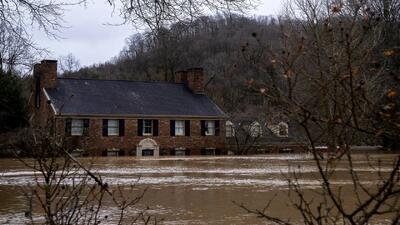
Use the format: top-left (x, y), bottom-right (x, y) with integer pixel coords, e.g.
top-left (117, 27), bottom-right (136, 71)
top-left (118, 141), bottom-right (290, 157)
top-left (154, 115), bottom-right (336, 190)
top-left (15, 126), bottom-right (156, 225)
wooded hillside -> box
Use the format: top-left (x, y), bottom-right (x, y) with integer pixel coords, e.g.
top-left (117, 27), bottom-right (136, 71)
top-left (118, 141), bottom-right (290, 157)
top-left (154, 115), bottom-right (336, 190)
top-left (67, 14), bottom-right (282, 115)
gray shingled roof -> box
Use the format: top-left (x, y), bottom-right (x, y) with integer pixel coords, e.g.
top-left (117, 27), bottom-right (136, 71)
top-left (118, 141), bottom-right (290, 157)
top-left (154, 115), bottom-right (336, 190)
top-left (45, 78), bottom-right (225, 117)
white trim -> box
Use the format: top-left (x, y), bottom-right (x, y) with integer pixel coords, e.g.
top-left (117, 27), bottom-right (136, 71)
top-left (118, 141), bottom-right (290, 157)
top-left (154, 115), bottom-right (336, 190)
top-left (107, 119), bottom-right (119, 136)
top-left (174, 148), bottom-right (186, 156)
top-left (205, 120), bottom-right (215, 136)
top-left (175, 120), bottom-right (185, 136)
top-left (225, 120), bottom-right (235, 137)
top-left (277, 122), bottom-right (289, 137)
top-left (250, 121), bottom-right (262, 137)
top-left (71, 119), bottom-right (84, 136)
top-left (142, 119), bottom-right (153, 136)
top-left (136, 138), bottom-right (159, 157)
top-left (43, 88), bottom-right (58, 114)
top-left (106, 148), bottom-right (120, 157)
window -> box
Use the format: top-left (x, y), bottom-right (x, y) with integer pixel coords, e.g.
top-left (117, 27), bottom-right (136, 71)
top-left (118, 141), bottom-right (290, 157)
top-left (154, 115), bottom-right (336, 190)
top-left (107, 149), bottom-right (120, 157)
top-left (201, 148), bottom-right (216, 155)
top-left (139, 119), bottom-right (157, 136)
top-left (174, 148), bottom-right (186, 156)
top-left (71, 119), bottom-right (84, 136)
top-left (71, 149), bottom-right (84, 157)
top-left (226, 121), bottom-right (235, 137)
top-left (143, 120), bottom-right (153, 135)
top-left (205, 120), bottom-right (215, 136)
top-left (142, 149), bottom-right (154, 156)
top-left (201, 120), bottom-right (219, 136)
top-left (278, 122), bottom-right (289, 137)
top-left (175, 120), bottom-right (185, 136)
top-left (171, 120), bottom-right (189, 136)
top-left (108, 120), bottom-right (119, 136)
top-left (67, 119), bottom-right (89, 136)
top-left (250, 122), bottom-right (262, 137)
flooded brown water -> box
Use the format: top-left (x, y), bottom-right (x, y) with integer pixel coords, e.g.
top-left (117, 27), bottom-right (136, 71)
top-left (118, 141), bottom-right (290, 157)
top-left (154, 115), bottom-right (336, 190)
top-left (0, 153), bottom-right (398, 224)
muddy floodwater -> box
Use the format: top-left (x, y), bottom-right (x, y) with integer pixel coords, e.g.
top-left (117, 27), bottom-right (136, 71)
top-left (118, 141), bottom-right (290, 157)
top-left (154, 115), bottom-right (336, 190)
top-left (0, 153), bottom-right (398, 224)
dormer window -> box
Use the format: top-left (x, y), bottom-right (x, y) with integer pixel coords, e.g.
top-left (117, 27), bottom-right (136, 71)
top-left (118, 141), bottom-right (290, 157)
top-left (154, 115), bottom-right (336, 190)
top-left (267, 121), bottom-right (289, 137)
top-left (250, 122), bottom-right (262, 137)
top-left (278, 122), bottom-right (289, 137)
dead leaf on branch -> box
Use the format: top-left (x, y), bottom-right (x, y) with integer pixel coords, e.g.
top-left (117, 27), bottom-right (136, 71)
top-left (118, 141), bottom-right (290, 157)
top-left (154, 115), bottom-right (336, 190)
top-left (246, 78), bottom-right (254, 88)
top-left (351, 67), bottom-right (359, 76)
top-left (283, 69), bottom-right (293, 78)
top-left (375, 128), bottom-right (385, 137)
top-left (387, 89), bottom-right (397, 98)
top-left (331, 4), bottom-right (342, 13)
top-left (383, 50), bottom-right (395, 57)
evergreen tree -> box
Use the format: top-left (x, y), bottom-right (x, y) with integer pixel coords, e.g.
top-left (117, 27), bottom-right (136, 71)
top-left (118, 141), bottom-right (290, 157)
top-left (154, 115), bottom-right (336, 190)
top-left (0, 70), bottom-right (27, 132)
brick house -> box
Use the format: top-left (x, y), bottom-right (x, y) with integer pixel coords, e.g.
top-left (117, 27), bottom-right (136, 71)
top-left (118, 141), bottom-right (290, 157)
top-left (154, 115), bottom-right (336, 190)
top-left (30, 60), bottom-right (226, 157)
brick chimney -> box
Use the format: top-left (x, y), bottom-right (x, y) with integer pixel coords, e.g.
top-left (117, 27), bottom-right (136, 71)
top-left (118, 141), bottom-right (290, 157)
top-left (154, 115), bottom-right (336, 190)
top-left (175, 68), bottom-right (204, 94)
top-left (34, 60), bottom-right (58, 89)
top-left (174, 70), bottom-right (188, 84)
top-left (31, 60), bottom-right (57, 111)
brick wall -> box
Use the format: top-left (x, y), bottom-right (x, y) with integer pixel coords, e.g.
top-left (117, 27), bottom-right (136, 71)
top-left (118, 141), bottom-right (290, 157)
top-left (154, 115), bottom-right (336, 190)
top-left (30, 60), bottom-right (58, 129)
top-left (56, 117), bottom-right (226, 156)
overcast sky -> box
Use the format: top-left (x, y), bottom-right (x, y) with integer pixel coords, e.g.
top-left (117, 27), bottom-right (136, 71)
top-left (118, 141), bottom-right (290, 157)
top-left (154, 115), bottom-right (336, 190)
top-left (33, 0), bottom-right (284, 67)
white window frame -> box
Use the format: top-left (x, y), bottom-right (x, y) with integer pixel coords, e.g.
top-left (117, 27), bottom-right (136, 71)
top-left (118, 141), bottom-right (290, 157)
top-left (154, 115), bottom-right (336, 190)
top-left (175, 120), bottom-right (185, 136)
top-left (250, 122), bottom-right (262, 137)
top-left (107, 119), bottom-right (119, 136)
top-left (204, 147), bottom-right (216, 155)
top-left (278, 122), bottom-right (289, 137)
top-left (107, 148), bottom-right (120, 157)
top-left (71, 119), bottom-right (84, 136)
top-left (225, 121), bottom-right (235, 137)
top-left (143, 120), bottom-right (153, 136)
top-left (205, 120), bottom-right (215, 136)
top-left (174, 147), bottom-right (186, 156)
